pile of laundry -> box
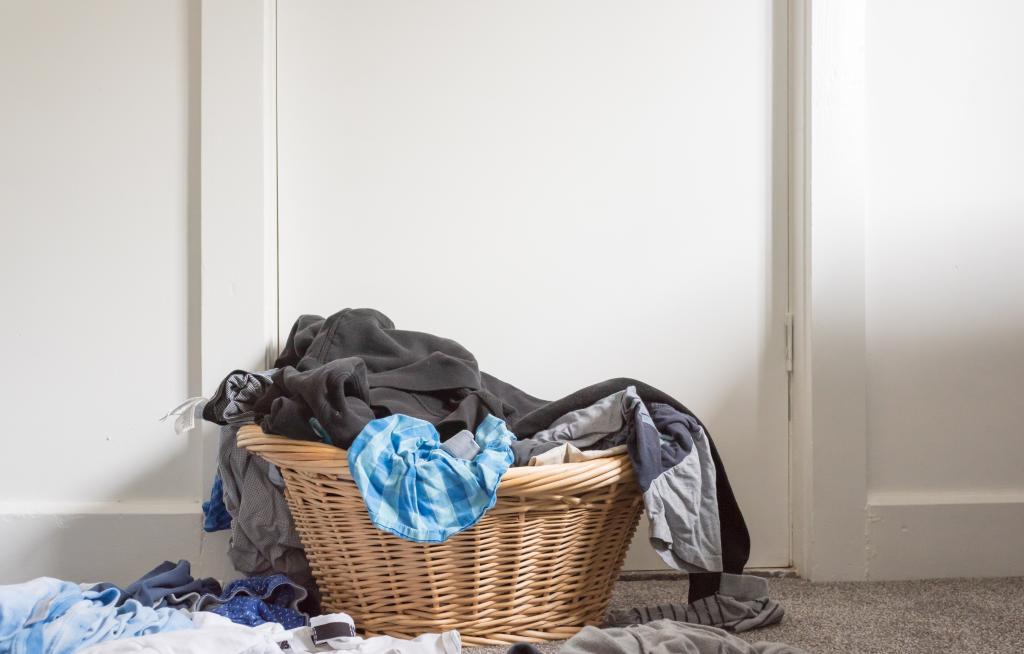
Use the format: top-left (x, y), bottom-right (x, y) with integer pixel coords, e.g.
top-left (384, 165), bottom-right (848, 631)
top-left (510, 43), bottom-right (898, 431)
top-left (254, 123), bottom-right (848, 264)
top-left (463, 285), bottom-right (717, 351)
top-left (0, 308), bottom-right (808, 653)
top-left (0, 560), bottom-right (455, 653)
top-left (197, 307), bottom-right (756, 606)
top-left (0, 563), bottom-right (801, 654)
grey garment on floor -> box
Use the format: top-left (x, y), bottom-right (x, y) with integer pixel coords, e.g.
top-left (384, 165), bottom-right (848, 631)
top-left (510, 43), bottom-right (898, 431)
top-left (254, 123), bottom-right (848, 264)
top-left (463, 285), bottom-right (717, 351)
top-left (440, 429), bottom-right (481, 460)
top-left (607, 594), bottom-right (784, 633)
top-left (558, 621), bottom-right (807, 654)
top-left (719, 572), bottom-right (770, 599)
top-left (644, 406), bottom-right (721, 573)
top-left (607, 574), bottom-right (782, 633)
top-left (217, 426), bottom-right (316, 599)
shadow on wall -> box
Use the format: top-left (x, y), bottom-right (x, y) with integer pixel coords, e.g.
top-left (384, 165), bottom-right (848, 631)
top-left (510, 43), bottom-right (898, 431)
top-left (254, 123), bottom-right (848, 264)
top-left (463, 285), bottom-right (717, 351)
top-left (865, 327), bottom-right (1024, 494)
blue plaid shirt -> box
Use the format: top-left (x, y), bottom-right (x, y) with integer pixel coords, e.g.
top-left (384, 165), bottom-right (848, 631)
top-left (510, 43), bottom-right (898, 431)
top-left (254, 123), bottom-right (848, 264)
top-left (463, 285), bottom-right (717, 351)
top-left (347, 414), bottom-right (514, 543)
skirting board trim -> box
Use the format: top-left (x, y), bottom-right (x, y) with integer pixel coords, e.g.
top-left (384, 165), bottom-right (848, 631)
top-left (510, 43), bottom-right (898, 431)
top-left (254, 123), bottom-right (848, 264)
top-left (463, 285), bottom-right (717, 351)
top-left (620, 567), bottom-right (798, 582)
top-left (866, 492), bottom-right (1024, 580)
top-left (0, 508), bottom-right (235, 585)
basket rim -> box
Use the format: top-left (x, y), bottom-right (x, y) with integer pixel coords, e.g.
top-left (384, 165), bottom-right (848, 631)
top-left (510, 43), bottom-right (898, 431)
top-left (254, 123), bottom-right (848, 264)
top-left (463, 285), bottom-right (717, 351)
top-left (236, 424), bottom-right (636, 496)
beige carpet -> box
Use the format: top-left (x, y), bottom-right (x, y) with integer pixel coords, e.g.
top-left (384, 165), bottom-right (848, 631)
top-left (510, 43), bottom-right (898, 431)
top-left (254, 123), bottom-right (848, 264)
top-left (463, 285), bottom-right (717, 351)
top-left (468, 576), bottom-right (1024, 653)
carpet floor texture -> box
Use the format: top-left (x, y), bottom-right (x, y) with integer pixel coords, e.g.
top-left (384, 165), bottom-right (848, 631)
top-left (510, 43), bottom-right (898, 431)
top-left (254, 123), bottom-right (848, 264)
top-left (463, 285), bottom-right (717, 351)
top-left (468, 576), bottom-right (1024, 653)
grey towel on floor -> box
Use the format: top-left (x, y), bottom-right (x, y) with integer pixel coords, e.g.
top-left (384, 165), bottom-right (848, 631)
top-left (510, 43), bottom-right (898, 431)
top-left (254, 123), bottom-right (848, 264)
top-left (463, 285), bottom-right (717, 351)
top-left (559, 621), bottom-right (808, 654)
top-left (607, 594), bottom-right (785, 633)
top-left (607, 574), bottom-right (783, 633)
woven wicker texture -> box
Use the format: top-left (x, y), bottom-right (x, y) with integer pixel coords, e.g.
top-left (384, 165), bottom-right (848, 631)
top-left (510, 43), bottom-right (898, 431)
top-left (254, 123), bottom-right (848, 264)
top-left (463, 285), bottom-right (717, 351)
top-left (238, 424), bottom-right (643, 645)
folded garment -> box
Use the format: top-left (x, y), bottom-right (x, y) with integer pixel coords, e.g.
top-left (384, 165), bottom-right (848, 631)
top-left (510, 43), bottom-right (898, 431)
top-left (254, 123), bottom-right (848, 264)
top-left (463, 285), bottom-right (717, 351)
top-left (607, 574), bottom-right (783, 633)
top-left (440, 429), bottom-right (481, 460)
top-left (202, 369), bottom-right (276, 425)
top-left (525, 442), bottom-right (628, 466)
top-left (0, 577), bottom-right (193, 654)
top-left (201, 473), bottom-right (231, 532)
top-left (348, 413), bottom-right (514, 542)
top-left (511, 620), bottom-right (806, 654)
top-left (92, 560), bottom-right (221, 609)
top-left (510, 387), bottom-right (637, 465)
top-left (80, 612), bottom-right (285, 654)
top-left (188, 574), bottom-right (308, 629)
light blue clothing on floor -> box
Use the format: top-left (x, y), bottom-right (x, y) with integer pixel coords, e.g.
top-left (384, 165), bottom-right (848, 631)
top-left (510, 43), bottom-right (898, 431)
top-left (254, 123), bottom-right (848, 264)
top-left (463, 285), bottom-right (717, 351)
top-left (348, 413), bottom-right (514, 543)
top-left (0, 577), bottom-right (193, 654)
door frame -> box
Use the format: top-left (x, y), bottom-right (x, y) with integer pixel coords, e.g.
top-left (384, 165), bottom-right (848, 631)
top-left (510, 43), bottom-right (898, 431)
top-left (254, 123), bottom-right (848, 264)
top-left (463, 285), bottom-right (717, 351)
top-left (787, 0), bottom-right (871, 580)
top-left (198, 0), bottom-right (279, 497)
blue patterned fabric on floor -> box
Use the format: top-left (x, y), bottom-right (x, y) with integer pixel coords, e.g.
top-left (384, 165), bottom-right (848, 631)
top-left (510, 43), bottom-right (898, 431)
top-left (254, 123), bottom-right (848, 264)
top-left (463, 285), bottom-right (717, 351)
top-left (193, 574), bottom-right (307, 629)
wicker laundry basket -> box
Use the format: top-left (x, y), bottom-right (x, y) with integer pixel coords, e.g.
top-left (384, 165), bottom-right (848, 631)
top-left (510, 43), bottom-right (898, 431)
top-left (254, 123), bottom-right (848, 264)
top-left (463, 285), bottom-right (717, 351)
top-left (237, 425), bottom-right (643, 646)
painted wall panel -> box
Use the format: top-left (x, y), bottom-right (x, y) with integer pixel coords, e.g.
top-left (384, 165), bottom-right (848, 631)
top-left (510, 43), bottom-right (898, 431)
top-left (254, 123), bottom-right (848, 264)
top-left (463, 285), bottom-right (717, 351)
top-left (276, 0), bottom-right (790, 567)
top-left (866, 0), bottom-right (1024, 494)
top-left (0, 2), bottom-right (199, 503)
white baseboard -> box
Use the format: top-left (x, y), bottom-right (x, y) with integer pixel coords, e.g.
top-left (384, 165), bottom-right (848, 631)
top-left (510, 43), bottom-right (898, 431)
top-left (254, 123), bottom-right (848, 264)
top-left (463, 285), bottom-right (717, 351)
top-left (0, 502), bottom-right (236, 586)
top-left (866, 491), bottom-right (1024, 580)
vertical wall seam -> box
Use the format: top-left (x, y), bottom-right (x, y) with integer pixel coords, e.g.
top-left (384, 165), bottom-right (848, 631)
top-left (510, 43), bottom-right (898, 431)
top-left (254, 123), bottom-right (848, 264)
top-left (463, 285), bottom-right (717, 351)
top-left (274, 0), bottom-right (281, 357)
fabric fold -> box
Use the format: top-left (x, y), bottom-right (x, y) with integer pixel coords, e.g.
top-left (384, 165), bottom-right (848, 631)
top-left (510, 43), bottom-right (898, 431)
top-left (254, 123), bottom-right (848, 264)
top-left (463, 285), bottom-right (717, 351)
top-left (348, 413), bottom-right (514, 542)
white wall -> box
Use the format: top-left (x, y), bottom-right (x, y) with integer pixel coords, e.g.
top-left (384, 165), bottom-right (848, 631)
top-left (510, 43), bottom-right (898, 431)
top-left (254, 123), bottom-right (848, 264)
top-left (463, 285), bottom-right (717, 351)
top-left (3, 0), bottom-right (1020, 587)
top-left (0, 0), bottom-right (230, 584)
top-left (275, 0), bottom-right (791, 569)
top-left (861, 0), bottom-right (1024, 579)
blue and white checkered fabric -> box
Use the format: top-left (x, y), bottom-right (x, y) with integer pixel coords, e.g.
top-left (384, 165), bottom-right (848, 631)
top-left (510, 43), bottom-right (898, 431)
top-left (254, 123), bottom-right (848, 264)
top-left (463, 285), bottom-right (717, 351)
top-left (347, 413), bottom-right (515, 543)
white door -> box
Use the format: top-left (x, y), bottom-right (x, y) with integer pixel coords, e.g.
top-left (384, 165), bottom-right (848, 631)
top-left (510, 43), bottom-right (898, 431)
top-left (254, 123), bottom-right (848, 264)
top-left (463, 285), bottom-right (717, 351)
top-left (275, 0), bottom-right (790, 568)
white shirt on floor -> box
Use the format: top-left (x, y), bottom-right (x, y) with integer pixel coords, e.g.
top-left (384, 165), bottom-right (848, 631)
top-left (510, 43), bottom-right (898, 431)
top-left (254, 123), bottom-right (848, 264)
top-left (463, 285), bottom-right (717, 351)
top-left (80, 612), bottom-right (462, 654)
top-left (79, 612), bottom-right (285, 654)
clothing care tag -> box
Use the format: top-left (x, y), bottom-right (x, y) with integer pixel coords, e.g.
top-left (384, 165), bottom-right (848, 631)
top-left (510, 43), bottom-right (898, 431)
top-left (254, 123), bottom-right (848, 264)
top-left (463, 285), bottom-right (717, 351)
top-left (310, 613), bottom-right (358, 646)
top-left (159, 396), bottom-right (207, 434)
